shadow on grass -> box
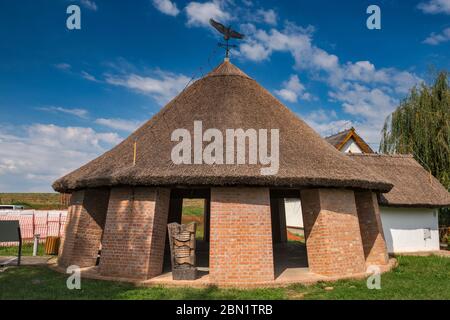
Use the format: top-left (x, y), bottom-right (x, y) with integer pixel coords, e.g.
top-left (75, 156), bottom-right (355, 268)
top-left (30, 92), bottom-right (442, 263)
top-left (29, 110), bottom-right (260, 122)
top-left (0, 266), bottom-right (285, 300)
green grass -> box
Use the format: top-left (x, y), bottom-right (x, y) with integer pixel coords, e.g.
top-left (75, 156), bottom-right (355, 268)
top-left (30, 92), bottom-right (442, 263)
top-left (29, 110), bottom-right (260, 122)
top-left (0, 193), bottom-right (66, 210)
top-left (0, 256), bottom-right (449, 300)
top-left (0, 243), bottom-right (45, 257)
top-left (182, 203), bottom-right (205, 239)
top-left (182, 206), bottom-right (204, 217)
top-left (296, 255), bottom-right (450, 300)
top-left (0, 266), bottom-right (285, 300)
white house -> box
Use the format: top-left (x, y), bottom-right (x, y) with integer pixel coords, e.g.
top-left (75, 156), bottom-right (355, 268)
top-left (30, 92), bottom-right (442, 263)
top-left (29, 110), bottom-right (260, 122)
top-left (284, 128), bottom-right (450, 254)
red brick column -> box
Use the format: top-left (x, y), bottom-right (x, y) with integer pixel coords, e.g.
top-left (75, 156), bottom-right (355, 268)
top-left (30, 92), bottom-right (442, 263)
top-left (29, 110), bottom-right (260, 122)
top-left (301, 189), bottom-right (366, 277)
top-left (58, 189), bottom-right (110, 268)
top-left (210, 188), bottom-right (274, 285)
top-left (58, 190), bottom-right (84, 268)
top-left (99, 187), bottom-right (170, 280)
top-left (355, 191), bottom-right (389, 265)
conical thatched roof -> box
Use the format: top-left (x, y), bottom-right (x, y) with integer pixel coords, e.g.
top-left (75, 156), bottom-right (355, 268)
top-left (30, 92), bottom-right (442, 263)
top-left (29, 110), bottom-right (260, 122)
top-left (349, 154), bottom-right (450, 208)
top-left (53, 61), bottom-right (392, 193)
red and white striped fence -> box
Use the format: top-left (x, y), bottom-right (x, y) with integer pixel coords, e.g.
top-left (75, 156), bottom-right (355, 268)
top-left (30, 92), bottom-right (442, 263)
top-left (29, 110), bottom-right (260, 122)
top-left (0, 210), bottom-right (67, 246)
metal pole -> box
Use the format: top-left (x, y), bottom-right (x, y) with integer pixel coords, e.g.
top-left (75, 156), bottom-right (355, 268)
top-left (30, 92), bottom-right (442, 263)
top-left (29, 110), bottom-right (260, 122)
top-left (32, 212), bottom-right (35, 238)
top-left (46, 212), bottom-right (49, 239)
top-left (33, 234), bottom-right (40, 256)
top-left (58, 212), bottom-right (61, 237)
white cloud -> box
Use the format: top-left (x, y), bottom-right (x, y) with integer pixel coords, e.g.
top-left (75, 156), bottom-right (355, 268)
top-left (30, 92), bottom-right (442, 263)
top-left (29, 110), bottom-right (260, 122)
top-left (423, 27), bottom-right (450, 45)
top-left (237, 21), bottom-right (423, 143)
top-left (256, 9), bottom-right (277, 25)
top-left (275, 75), bottom-right (312, 103)
top-left (329, 84), bottom-right (398, 121)
top-left (152, 0), bottom-right (180, 16)
top-left (81, 71), bottom-right (101, 82)
top-left (305, 109), bottom-right (337, 123)
top-left (185, 1), bottom-right (230, 27)
top-left (38, 106), bottom-right (89, 119)
top-left (54, 63), bottom-right (71, 71)
top-left (302, 112), bottom-right (381, 148)
top-left (239, 22), bottom-right (422, 90)
top-left (0, 124), bottom-right (121, 192)
top-left (309, 119), bottom-right (354, 138)
top-left (301, 109), bottom-right (354, 139)
top-left (239, 42), bottom-right (271, 61)
top-left (80, 0), bottom-right (98, 11)
top-left (417, 0), bottom-right (450, 14)
top-left (105, 71), bottom-right (190, 105)
top-left (390, 70), bottom-right (423, 94)
top-left (95, 118), bottom-right (143, 132)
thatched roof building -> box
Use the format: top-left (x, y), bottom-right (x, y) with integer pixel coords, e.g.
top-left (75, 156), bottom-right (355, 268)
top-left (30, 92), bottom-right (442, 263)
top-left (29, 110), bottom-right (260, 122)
top-left (55, 60), bottom-right (398, 285)
top-left (53, 61), bottom-right (391, 193)
top-left (349, 154), bottom-right (450, 208)
top-left (325, 127), bottom-right (374, 153)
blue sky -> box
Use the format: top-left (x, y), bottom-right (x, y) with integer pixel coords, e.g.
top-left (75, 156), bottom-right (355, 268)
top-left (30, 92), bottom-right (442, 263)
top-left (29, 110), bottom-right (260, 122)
top-left (0, 0), bottom-right (449, 192)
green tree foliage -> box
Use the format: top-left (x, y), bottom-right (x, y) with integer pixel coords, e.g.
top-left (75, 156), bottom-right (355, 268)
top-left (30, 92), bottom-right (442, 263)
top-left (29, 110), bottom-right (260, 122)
top-left (380, 71), bottom-right (450, 226)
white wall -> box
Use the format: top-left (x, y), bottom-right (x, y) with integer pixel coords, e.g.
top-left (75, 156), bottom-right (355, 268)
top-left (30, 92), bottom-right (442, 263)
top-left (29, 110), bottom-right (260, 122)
top-left (341, 138), bottom-right (363, 154)
top-left (284, 198), bottom-right (303, 229)
top-left (380, 207), bottom-right (440, 253)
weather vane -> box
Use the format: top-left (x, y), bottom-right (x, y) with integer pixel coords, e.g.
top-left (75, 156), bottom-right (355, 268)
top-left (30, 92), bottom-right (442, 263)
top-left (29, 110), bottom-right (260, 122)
top-left (209, 19), bottom-right (245, 60)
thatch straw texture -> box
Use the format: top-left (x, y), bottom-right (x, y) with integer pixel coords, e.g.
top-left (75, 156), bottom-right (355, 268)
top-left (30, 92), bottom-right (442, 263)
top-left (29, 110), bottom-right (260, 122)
top-left (349, 154), bottom-right (450, 208)
top-left (53, 61), bottom-right (392, 193)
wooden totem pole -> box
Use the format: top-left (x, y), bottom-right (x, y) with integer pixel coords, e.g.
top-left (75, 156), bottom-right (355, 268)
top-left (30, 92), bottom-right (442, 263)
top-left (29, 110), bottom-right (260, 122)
top-left (167, 222), bottom-right (197, 280)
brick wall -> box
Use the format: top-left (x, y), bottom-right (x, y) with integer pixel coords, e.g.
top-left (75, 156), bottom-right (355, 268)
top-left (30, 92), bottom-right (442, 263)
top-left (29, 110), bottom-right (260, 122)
top-left (58, 190), bottom-right (84, 268)
top-left (209, 188), bottom-right (274, 284)
top-left (58, 189), bottom-right (110, 268)
top-left (99, 187), bottom-right (170, 280)
top-left (355, 191), bottom-right (389, 265)
top-left (301, 188), bottom-right (366, 276)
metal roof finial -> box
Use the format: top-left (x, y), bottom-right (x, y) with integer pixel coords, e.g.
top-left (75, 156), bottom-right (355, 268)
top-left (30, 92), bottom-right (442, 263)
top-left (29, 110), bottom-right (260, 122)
top-left (209, 18), bottom-right (245, 61)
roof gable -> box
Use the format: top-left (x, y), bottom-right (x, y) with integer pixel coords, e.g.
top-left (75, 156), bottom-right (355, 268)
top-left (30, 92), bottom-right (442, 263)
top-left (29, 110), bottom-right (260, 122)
top-left (349, 154), bottom-right (450, 208)
top-left (325, 127), bottom-right (374, 154)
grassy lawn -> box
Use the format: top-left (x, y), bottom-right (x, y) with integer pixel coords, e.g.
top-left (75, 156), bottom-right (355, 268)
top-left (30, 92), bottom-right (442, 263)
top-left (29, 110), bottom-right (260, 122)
top-left (182, 200), bottom-right (205, 239)
top-left (0, 193), bottom-right (66, 210)
top-left (0, 256), bottom-right (449, 300)
top-left (0, 243), bottom-right (45, 256)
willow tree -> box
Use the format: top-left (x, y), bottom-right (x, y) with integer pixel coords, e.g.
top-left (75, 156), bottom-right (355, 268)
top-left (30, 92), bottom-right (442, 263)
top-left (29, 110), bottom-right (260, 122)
top-left (380, 71), bottom-right (450, 225)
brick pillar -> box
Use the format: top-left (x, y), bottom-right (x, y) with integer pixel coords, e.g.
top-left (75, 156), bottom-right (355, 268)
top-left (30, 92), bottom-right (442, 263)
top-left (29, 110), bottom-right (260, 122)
top-left (355, 191), bottom-right (389, 265)
top-left (210, 188), bottom-right (274, 285)
top-left (58, 188), bottom-right (110, 268)
top-left (99, 187), bottom-right (170, 280)
top-left (301, 189), bottom-right (366, 277)
top-left (58, 190), bottom-right (84, 268)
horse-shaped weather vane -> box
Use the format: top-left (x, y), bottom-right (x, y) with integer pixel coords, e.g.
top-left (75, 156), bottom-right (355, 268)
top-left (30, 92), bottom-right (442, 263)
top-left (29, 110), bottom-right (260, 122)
top-left (209, 18), bottom-right (245, 59)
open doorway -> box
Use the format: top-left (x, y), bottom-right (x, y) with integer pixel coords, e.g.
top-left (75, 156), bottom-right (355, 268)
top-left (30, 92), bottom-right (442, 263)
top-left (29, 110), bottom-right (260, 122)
top-left (181, 199), bottom-right (206, 240)
top-left (284, 198), bottom-right (305, 243)
top-left (162, 188), bottom-right (210, 275)
top-left (270, 190), bottom-right (308, 279)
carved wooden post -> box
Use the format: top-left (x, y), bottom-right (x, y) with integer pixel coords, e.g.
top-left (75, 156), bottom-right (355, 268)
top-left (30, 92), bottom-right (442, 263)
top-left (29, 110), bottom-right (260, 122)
top-left (167, 222), bottom-right (197, 280)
